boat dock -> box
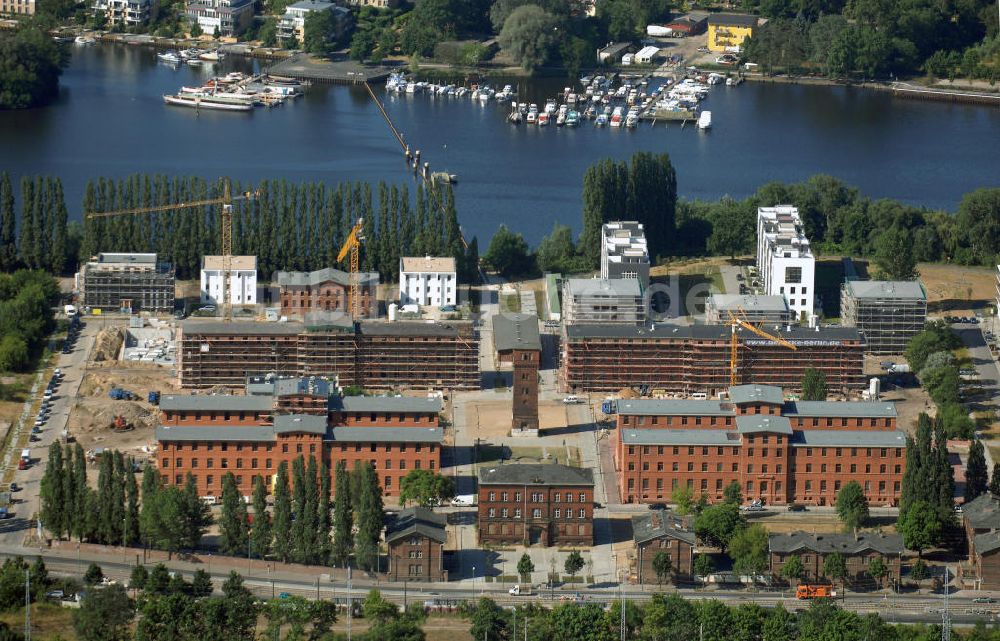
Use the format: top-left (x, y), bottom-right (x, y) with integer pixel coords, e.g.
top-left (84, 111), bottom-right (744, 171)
top-left (265, 54), bottom-right (392, 85)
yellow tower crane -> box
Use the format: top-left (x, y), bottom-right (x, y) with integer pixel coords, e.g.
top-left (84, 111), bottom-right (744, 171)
top-left (727, 310), bottom-right (798, 386)
top-left (337, 218), bottom-right (365, 319)
top-left (86, 177), bottom-right (257, 322)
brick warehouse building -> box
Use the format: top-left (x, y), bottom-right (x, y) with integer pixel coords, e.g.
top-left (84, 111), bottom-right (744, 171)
top-left (769, 532), bottom-right (905, 588)
top-left (560, 324), bottom-right (865, 394)
top-left (155, 379), bottom-right (443, 498)
top-left (478, 464), bottom-right (594, 547)
top-left (613, 385), bottom-right (906, 507)
top-left (177, 320), bottom-right (479, 390)
top-left (274, 267), bottom-right (380, 320)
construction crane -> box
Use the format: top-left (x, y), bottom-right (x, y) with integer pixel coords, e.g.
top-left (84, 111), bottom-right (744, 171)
top-left (727, 310), bottom-right (797, 386)
top-left (337, 218), bottom-right (365, 319)
top-left (86, 177), bottom-right (256, 322)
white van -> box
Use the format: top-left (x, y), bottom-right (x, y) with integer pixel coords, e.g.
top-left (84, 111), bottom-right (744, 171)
top-left (691, 393), bottom-right (708, 400)
top-left (562, 396), bottom-right (581, 405)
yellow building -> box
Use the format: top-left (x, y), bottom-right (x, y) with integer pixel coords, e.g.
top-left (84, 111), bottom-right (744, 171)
top-left (0, 0), bottom-right (35, 14)
top-left (707, 14), bottom-right (757, 53)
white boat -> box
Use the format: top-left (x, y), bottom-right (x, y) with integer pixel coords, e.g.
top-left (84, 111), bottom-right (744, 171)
top-left (405, 82), bottom-right (417, 94)
top-left (186, 59), bottom-right (203, 67)
top-left (698, 110), bottom-right (712, 130)
top-left (526, 109), bottom-right (537, 124)
top-left (610, 106), bottom-right (623, 127)
top-left (544, 99), bottom-right (556, 114)
top-left (199, 50), bottom-right (223, 61)
top-left (163, 94), bottom-right (253, 111)
top-left (74, 35), bottom-right (96, 45)
top-left (157, 51), bottom-right (181, 64)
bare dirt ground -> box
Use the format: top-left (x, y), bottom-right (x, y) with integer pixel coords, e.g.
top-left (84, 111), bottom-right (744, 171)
top-left (464, 399), bottom-right (568, 440)
top-left (918, 263), bottom-right (997, 315)
top-left (67, 367), bottom-right (177, 459)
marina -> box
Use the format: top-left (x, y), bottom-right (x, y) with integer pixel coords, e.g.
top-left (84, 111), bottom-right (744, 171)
top-left (163, 71), bottom-right (306, 111)
top-left (1, 44), bottom-right (998, 245)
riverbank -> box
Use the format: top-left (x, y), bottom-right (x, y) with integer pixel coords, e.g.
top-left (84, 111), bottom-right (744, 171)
top-left (744, 73), bottom-right (1000, 106)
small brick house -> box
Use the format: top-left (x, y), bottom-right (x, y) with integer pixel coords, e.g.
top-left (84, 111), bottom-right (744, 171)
top-left (386, 507), bottom-right (448, 582)
top-left (961, 493), bottom-right (1000, 589)
top-left (768, 531), bottom-right (905, 588)
top-left (632, 509), bottom-right (696, 583)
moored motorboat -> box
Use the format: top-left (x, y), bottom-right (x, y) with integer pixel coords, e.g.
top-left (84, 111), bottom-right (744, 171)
top-left (74, 35), bottom-right (96, 45)
top-left (163, 93), bottom-right (253, 111)
top-left (157, 50), bottom-right (181, 64)
top-left (698, 110), bottom-right (712, 130)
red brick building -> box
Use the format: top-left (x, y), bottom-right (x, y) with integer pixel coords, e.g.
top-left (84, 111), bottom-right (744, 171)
top-left (613, 385), bottom-right (906, 507)
top-left (155, 380), bottom-right (443, 498)
top-left (478, 464), bottom-right (594, 547)
top-left (769, 531), bottom-right (905, 588)
top-left (561, 324), bottom-right (866, 394)
top-left (275, 268), bottom-right (379, 320)
top-left (386, 507), bottom-right (448, 582)
top-left (632, 509), bottom-right (696, 583)
top-left (960, 493), bottom-right (1000, 589)
top-left (492, 313), bottom-right (541, 432)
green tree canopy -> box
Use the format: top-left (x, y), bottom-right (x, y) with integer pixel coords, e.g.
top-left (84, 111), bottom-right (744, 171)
top-left (398, 469), bottom-right (456, 507)
top-left (498, 5), bottom-right (559, 72)
top-left (801, 367), bottom-right (828, 401)
top-left (0, 24), bottom-right (70, 109)
top-left (483, 225), bottom-right (535, 278)
top-left (834, 481), bottom-right (869, 532)
top-left (728, 524), bottom-right (769, 579)
top-left (694, 503), bottom-right (746, 551)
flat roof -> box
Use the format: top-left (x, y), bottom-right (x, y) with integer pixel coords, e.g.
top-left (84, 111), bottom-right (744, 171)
top-left (790, 430), bottom-right (907, 447)
top-left (160, 394), bottom-right (274, 412)
top-left (729, 384), bottom-right (784, 405)
top-left (844, 280), bottom-right (926, 301)
top-left (566, 322), bottom-right (863, 343)
top-left (400, 256), bottom-right (455, 273)
top-left (340, 396), bottom-right (442, 414)
top-left (709, 294), bottom-right (789, 313)
top-left (621, 429), bottom-right (738, 446)
top-left (182, 320), bottom-right (305, 335)
top-left (359, 321), bottom-right (469, 337)
top-left (182, 319), bottom-right (470, 337)
top-left (202, 255), bottom-right (257, 271)
top-left (736, 415), bottom-right (792, 435)
top-left (97, 252), bottom-right (157, 264)
top-left (493, 313), bottom-right (541, 352)
top-left (618, 399), bottom-right (732, 416)
top-left (478, 463), bottom-right (594, 486)
top-left (566, 278), bottom-right (641, 297)
top-left (784, 400), bottom-right (897, 418)
top-left (331, 426), bottom-right (443, 443)
top-left (708, 13), bottom-right (757, 26)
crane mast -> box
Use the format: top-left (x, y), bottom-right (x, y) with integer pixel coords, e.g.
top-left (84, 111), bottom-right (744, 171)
top-left (727, 310), bottom-right (798, 386)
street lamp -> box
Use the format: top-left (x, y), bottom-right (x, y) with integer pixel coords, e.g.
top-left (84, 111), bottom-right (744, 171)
top-left (472, 565), bottom-right (476, 597)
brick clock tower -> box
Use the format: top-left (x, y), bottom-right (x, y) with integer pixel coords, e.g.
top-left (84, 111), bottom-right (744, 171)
top-left (512, 348), bottom-right (539, 431)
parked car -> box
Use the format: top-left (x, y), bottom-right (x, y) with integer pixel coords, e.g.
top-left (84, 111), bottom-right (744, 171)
top-left (973, 597), bottom-right (996, 604)
top-left (648, 503), bottom-right (668, 511)
top-left (787, 504), bottom-right (807, 512)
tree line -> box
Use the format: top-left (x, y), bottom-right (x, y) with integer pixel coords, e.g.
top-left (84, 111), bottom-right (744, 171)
top-left (906, 322), bottom-right (974, 439)
top-left (897, 413), bottom-right (956, 557)
top-left (0, 20), bottom-right (69, 110)
top-left (78, 175), bottom-right (478, 284)
top-left (741, 0), bottom-right (998, 81)
top-left (0, 173), bottom-right (73, 275)
top-left (466, 591), bottom-right (958, 641)
top-left (0, 270), bottom-right (59, 373)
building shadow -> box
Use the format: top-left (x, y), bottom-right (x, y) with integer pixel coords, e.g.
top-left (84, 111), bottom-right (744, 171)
top-left (447, 548), bottom-right (502, 580)
top-left (541, 422), bottom-right (596, 438)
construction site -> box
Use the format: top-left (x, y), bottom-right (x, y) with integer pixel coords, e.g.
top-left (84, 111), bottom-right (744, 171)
top-left (76, 252), bottom-right (176, 313)
top-left (177, 319), bottom-right (480, 390)
top-left (841, 280), bottom-right (928, 355)
top-left (560, 323), bottom-right (866, 394)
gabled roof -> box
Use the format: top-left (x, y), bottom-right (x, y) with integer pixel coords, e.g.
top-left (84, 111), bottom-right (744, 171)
top-left (386, 506), bottom-right (447, 544)
top-left (621, 429), bottom-right (738, 446)
top-left (331, 427), bottom-right (443, 444)
top-left (633, 509), bottom-right (696, 545)
top-left (273, 414), bottom-right (328, 435)
top-left (768, 531), bottom-right (905, 555)
top-left (160, 394), bottom-right (274, 412)
top-left (729, 384), bottom-right (784, 405)
top-left (340, 396), bottom-right (442, 414)
top-left (735, 415), bottom-right (791, 435)
top-left (963, 493), bottom-right (1000, 530)
top-left (478, 463), bottom-right (594, 486)
top-left (274, 267), bottom-right (378, 288)
top-left (789, 430), bottom-right (907, 448)
top-left (975, 531), bottom-right (1000, 555)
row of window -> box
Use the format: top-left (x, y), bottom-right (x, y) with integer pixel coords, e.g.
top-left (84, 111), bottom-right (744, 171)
top-left (627, 445), bottom-right (903, 458)
top-left (164, 457), bottom-right (436, 473)
top-left (164, 441), bottom-right (432, 454)
top-left (485, 508), bottom-right (587, 519)
top-left (627, 477), bottom-right (901, 494)
top-left (623, 415), bottom-right (893, 429)
top-left (170, 471), bottom-right (416, 490)
top-left (485, 491), bottom-right (588, 503)
top-left (628, 460), bottom-right (901, 475)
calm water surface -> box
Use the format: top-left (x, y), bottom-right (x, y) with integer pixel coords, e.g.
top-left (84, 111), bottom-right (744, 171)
top-left (2, 43), bottom-right (998, 244)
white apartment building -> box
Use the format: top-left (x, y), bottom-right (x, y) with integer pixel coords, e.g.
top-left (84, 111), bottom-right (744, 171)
top-left (601, 221), bottom-right (650, 292)
top-left (756, 206), bottom-right (815, 321)
top-left (93, 0), bottom-right (150, 25)
top-left (200, 255), bottom-right (257, 306)
top-left (399, 256), bottom-right (457, 308)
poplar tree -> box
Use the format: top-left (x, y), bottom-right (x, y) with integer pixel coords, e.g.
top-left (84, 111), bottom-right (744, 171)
top-left (354, 461), bottom-right (383, 572)
top-left (0, 172), bottom-right (16, 271)
top-left (182, 473), bottom-right (212, 549)
top-left (990, 463), bottom-right (1000, 497)
top-left (291, 456), bottom-right (307, 563)
top-left (331, 461), bottom-right (353, 568)
top-left (273, 462), bottom-right (293, 563)
top-left (139, 466), bottom-right (161, 546)
top-left (72, 443), bottom-right (88, 542)
top-left (302, 456), bottom-right (319, 563)
top-left (40, 444), bottom-right (65, 539)
top-left (965, 440), bottom-right (988, 502)
top-left (219, 472), bottom-right (249, 555)
top-left (19, 176), bottom-right (36, 269)
top-left (110, 451), bottom-right (127, 545)
top-left (250, 475), bottom-right (272, 559)
top-left (97, 454), bottom-right (115, 544)
top-left (318, 463), bottom-right (332, 563)
top-left (124, 460), bottom-right (139, 546)
top-left (61, 445), bottom-right (77, 542)
top-left (50, 178), bottom-right (68, 274)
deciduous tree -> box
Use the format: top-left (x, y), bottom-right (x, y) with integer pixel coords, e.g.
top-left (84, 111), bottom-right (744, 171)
top-left (835, 481), bottom-right (869, 532)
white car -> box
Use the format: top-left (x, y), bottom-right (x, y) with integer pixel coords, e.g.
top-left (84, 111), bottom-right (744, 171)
top-left (450, 495), bottom-right (474, 507)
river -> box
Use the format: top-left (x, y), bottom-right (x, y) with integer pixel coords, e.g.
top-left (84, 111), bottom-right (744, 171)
top-left (2, 43), bottom-right (999, 245)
